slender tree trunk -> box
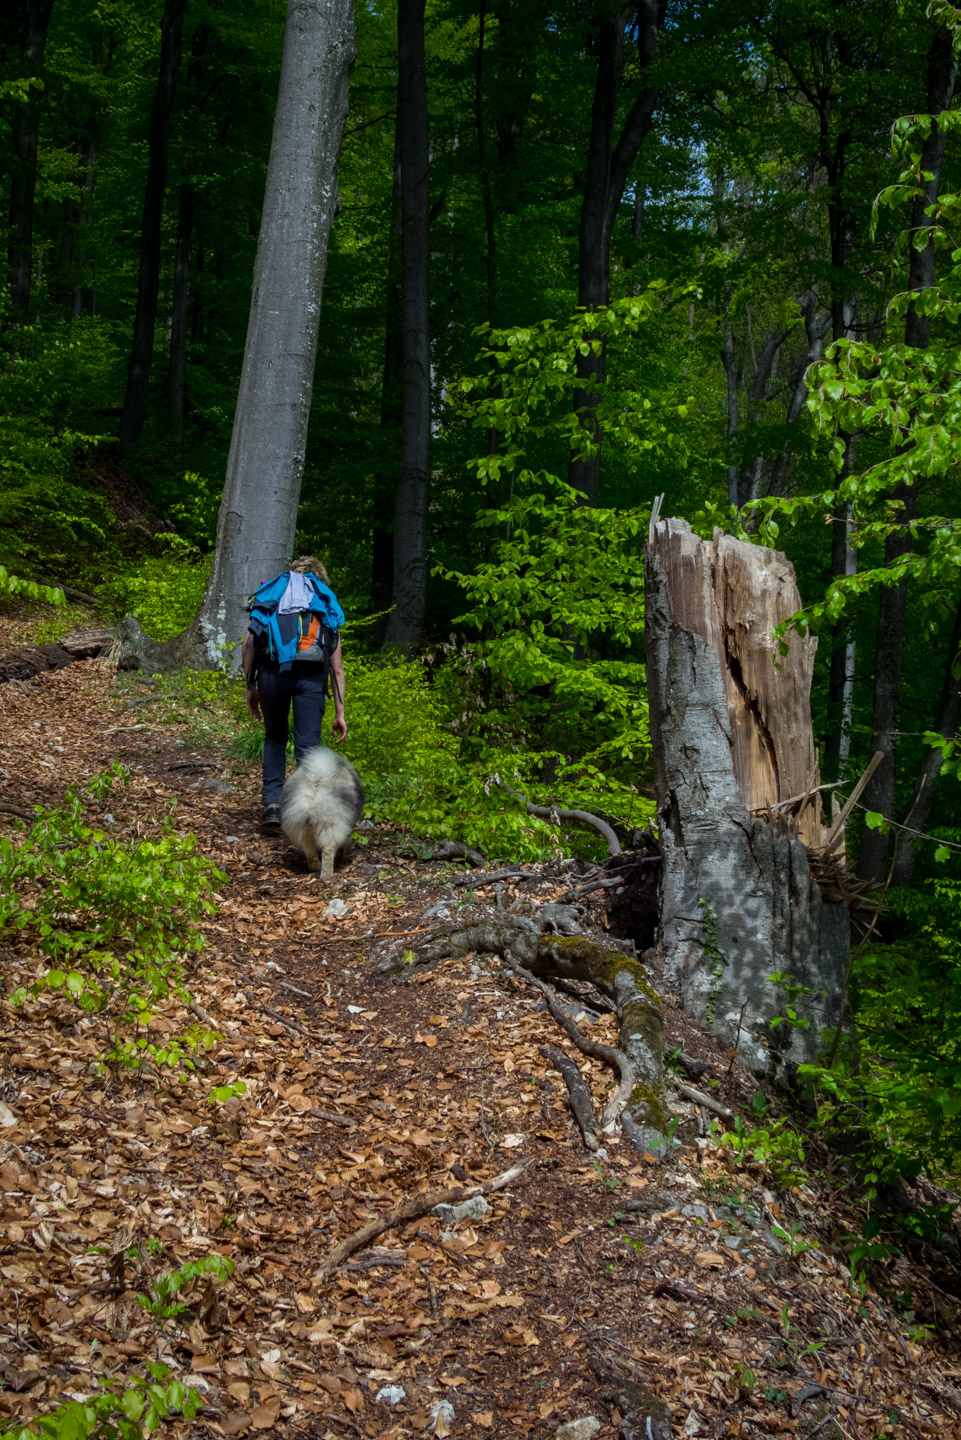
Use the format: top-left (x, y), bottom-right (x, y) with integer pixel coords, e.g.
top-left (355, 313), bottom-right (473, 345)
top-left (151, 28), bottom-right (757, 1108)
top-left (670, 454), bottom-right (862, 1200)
top-left (474, 0), bottom-right (496, 329)
top-left (118, 0), bottom-right (187, 452)
top-left (383, 0), bottom-right (430, 653)
top-left (168, 181), bottom-right (193, 441)
top-left (859, 24), bottom-right (957, 885)
top-left (151, 0), bottom-right (356, 670)
top-left (167, 22), bottom-right (210, 439)
top-left (4, 0), bottom-right (56, 317)
top-left (569, 0), bottom-right (658, 505)
top-left (823, 297), bottom-right (859, 783)
top-left (823, 453), bottom-right (857, 785)
top-left (890, 596), bottom-right (961, 886)
top-left (721, 300), bottom-right (739, 505)
top-left (370, 126), bottom-right (403, 627)
top-left (56, 134), bottom-right (94, 319)
top-left (645, 518), bottom-right (849, 1078)
top-left (767, 287), bottom-right (829, 497)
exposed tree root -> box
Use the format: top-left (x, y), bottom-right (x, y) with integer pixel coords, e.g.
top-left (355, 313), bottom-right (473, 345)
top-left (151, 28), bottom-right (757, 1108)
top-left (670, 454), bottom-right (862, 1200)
top-left (313, 1157), bottom-right (535, 1283)
top-left (539, 1045), bottom-right (599, 1151)
top-left (374, 912), bottom-right (670, 1154)
top-left (503, 948), bottom-right (634, 1130)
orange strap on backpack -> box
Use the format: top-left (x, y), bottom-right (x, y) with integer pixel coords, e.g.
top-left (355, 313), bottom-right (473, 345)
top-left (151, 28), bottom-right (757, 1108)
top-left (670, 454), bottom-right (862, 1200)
top-left (297, 614), bottom-right (321, 651)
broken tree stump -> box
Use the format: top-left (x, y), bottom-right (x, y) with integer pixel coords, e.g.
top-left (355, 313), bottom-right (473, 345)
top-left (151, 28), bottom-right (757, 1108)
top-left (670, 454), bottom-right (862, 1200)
top-left (645, 517), bottom-right (849, 1078)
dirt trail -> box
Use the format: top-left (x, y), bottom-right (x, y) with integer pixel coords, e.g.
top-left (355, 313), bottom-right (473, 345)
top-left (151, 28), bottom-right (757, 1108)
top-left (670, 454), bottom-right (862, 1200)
top-left (1, 661), bottom-right (959, 1440)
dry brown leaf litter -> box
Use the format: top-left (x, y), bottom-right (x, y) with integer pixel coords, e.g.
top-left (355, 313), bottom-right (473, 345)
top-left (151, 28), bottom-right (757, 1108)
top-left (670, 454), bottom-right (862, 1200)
top-left (0, 654), bottom-right (959, 1439)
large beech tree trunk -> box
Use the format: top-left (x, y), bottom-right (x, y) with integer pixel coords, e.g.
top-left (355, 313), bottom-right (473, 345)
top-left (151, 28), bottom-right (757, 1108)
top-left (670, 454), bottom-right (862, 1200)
top-left (645, 518), bottom-right (849, 1079)
top-left (147, 0), bottom-right (354, 670)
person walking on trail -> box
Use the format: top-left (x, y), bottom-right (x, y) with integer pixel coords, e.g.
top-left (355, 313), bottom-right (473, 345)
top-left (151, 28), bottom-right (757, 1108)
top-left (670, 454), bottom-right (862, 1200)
top-left (241, 556), bottom-right (347, 830)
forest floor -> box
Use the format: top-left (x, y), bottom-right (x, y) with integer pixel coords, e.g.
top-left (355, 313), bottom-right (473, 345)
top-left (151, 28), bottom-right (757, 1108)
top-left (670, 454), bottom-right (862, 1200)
top-left (1, 636), bottom-right (961, 1440)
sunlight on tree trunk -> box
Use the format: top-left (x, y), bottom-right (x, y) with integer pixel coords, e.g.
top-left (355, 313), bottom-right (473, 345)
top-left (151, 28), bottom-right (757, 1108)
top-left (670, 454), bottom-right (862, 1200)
top-left (183, 0), bottom-right (355, 670)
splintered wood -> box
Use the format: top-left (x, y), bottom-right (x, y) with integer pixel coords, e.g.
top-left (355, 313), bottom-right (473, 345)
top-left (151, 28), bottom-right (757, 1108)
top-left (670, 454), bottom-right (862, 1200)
top-left (650, 520), bottom-right (827, 850)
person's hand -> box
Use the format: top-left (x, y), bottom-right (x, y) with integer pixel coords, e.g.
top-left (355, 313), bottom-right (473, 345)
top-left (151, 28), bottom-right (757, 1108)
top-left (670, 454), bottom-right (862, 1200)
top-left (246, 688), bottom-right (261, 720)
top-left (332, 715), bottom-right (347, 742)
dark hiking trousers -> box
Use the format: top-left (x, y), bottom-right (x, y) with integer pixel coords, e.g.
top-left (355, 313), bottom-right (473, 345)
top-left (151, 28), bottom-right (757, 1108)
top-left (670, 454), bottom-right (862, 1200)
top-left (257, 661), bottom-right (327, 805)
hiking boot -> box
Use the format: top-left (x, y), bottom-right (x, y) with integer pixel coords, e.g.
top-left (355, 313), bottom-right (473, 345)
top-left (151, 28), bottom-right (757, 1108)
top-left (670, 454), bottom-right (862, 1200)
top-left (261, 803), bottom-right (281, 830)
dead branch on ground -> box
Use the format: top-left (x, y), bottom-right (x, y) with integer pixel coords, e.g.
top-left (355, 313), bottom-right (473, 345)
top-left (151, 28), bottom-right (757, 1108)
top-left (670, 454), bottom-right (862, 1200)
top-left (313, 1157), bottom-right (534, 1282)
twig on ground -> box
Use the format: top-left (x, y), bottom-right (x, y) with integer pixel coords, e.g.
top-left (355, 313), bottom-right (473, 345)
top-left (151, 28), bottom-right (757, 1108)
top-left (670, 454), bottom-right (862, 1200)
top-left (653, 1279), bottom-right (709, 1305)
top-left (400, 839), bottom-right (487, 867)
top-left (675, 1082), bottom-right (734, 1121)
top-left (277, 979), bottom-right (312, 998)
top-left (242, 993), bottom-right (306, 1035)
top-left (307, 1108), bottom-right (357, 1128)
top-left (313, 1157), bottom-right (534, 1282)
top-left (539, 1044), bottom-right (600, 1152)
top-left (502, 948), bottom-right (634, 1129)
top-left (493, 777), bottom-right (622, 857)
top-left (453, 867), bottom-right (531, 888)
top-left (562, 864), bottom-right (661, 901)
top-left (336, 928), bottom-right (431, 942)
top-left (0, 803), bottom-right (32, 820)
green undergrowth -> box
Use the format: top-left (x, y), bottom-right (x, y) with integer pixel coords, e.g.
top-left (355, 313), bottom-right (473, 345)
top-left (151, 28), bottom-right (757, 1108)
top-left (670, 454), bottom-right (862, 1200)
top-left (96, 535), bottom-right (212, 641)
top-left (1, 765), bottom-right (224, 1074)
top-left (800, 878), bottom-right (961, 1195)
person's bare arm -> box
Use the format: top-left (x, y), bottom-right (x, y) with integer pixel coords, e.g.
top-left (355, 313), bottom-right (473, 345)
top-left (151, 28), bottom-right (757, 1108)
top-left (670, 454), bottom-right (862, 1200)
top-left (329, 638), bottom-right (347, 741)
top-left (242, 630), bottom-right (260, 719)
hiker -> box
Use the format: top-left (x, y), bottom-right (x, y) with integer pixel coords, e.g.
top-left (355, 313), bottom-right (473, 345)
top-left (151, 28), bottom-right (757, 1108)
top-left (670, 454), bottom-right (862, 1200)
top-left (241, 556), bottom-right (347, 830)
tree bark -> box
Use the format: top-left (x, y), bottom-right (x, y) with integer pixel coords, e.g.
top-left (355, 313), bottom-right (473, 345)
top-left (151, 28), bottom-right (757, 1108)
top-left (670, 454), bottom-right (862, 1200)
top-left (858, 24), bottom-right (957, 886)
top-left (3, 0), bottom-right (56, 317)
top-left (568, 0), bottom-right (659, 506)
top-left (383, 0), bottom-right (430, 653)
top-left (119, 0), bottom-right (187, 452)
top-left (645, 518), bottom-right (849, 1080)
top-left (158, 0), bottom-right (355, 671)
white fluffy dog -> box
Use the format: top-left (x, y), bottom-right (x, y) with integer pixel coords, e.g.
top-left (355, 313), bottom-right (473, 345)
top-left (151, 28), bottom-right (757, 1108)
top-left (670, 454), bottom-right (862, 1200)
top-left (280, 747), bottom-right (365, 880)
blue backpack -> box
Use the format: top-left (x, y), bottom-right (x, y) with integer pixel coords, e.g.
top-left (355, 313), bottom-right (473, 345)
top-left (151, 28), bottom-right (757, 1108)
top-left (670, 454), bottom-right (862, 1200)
top-left (247, 572), bottom-right (345, 673)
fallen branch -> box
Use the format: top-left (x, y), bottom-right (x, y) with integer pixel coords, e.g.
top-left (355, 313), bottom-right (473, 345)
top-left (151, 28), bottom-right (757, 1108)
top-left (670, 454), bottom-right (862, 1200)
top-left (540, 1044), bottom-right (600, 1152)
top-left (503, 949), bottom-right (634, 1130)
top-left (0, 803), bottom-right (32, 820)
top-left (307, 1108), bottom-right (357, 1128)
top-left (674, 1082), bottom-right (733, 1121)
top-left (401, 839), bottom-right (487, 867)
top-left (313, 1157), bottom-right (534, 1282)
top-left (494, 778), bottom-right (622, 857)
top-left (242, 993), bottom-right (306, 1035)
top-left (452, 867), bottom-right (532, 888)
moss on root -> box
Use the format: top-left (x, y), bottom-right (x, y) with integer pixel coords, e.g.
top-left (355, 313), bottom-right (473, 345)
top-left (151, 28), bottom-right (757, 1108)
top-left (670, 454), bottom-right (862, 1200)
top-left (538, 936), bottom-right (662, 1006)
top-left (627, 1081), bottom-right (669, 1134)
